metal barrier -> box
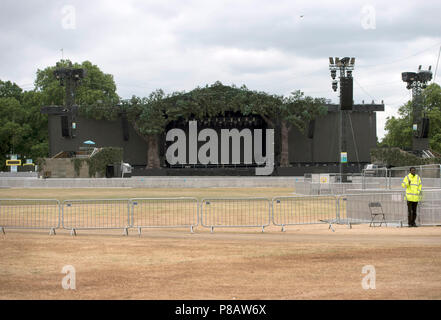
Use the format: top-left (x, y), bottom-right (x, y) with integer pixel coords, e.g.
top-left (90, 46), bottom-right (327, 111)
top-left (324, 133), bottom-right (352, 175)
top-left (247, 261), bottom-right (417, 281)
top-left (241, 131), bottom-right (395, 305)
top-left (295, 180), bottom-right (384, 195)
top-left (62, 199), bottom-right (130, 235)
top-left (418, 190), bottom-right (441, 226)
top-left (200, 198), bottom-right (271, 232)
top-left (2, 191), bottom-right (440, 236)
top-left (272, 195), bottom-right (338, 231)
top-left (131, 198), bottom-right (199, 234)
top-left (0, 199), bottom-right (60, 235)
top-left (337, 192), bottom-right (407, 227)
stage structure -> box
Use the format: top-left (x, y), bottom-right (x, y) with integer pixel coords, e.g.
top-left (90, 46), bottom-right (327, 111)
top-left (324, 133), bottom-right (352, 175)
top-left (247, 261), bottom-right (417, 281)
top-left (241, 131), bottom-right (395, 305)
top-left (41, 103), bottom-right (383, 176)
top-left (40, 63), bottom-right (384, 176)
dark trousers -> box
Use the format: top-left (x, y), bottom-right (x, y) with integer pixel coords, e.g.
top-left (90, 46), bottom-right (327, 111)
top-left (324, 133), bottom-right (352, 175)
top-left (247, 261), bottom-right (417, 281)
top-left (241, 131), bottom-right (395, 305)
top-left (407, 201), bottom-right (418, 226)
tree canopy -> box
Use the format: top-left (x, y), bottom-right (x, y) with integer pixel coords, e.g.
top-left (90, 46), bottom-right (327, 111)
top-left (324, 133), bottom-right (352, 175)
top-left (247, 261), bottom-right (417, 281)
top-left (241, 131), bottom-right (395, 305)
top-left (0, 60), bottom-right (120, 170)
top-left (123, 81), bottom-right (327, 136)
top-left (381, 83), bottom-right (441, 153)
top-left (1, 59), bottom-right (328, 170)
top-left (35, 59), bottom-right (120, 120)
top-left (0, 80), bottom-right (48, 170)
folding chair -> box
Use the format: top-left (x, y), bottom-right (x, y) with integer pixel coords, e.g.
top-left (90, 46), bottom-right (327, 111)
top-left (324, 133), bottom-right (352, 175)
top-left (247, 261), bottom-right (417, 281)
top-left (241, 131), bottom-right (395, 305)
top-left (368, 202), bottom-right (387, 227)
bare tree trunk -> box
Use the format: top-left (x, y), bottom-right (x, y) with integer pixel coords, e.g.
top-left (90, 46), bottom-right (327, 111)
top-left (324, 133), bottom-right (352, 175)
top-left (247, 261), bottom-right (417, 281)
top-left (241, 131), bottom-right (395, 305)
top-left (280, 120), bottom-right (290, 167)
top-left (146, 134), bottom-right (160, 169)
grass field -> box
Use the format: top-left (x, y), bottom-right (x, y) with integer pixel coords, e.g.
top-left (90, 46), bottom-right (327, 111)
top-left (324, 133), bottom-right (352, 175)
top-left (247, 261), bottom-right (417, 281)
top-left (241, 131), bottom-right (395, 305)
top-left (1, 187), bottom-right (441, 300)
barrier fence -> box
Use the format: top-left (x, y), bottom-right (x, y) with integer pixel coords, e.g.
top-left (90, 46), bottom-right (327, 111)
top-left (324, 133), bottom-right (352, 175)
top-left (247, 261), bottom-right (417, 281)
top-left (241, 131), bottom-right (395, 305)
top-left (337, 193), bottom-right (407, 227)
top-left (1, 192), bottom-right (441, 235)
top-left (62, 199), bottom-right (131, 236)
top-left (131, 197), bottom-right (198, 234)
top-left (417, 190), bottom-right (441, 226)
top-left (200, 198), bottom-right (271, 232)
top-left (272, 195), bottom-right (338, 231)
top-left (0, 199), bottom-right (60, 235)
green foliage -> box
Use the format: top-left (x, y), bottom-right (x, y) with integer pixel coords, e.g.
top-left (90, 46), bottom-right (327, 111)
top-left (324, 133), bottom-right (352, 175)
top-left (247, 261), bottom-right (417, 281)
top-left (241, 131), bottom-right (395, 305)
top-left (380, 115), bottom-right (412, 150)
top-left (71, 158), bottom-right (85, 177)
top-left (124, 82), bottom-right (326, 137)
top-left (0, 80), bottom-right (23, 101)
top-left (280, 90), bottom-right (328, 133)
top-left (371, 147), bottom-right (441, 167)
top-left (381, 83), bottom-right (441, 153)
top-left (1, 59), bottom-right (119, 171)
top-left (0, 80), bottom-right (48, 171)
top-left (34, 59), bottom-right (120, 121)
top-left (87, 147), bottom-right (123, 177)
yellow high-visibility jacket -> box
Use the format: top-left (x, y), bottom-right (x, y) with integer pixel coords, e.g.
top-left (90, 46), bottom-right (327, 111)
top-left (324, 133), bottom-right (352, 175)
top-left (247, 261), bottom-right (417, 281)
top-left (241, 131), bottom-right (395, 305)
top-left (401, 173), bottom-right (422, 202)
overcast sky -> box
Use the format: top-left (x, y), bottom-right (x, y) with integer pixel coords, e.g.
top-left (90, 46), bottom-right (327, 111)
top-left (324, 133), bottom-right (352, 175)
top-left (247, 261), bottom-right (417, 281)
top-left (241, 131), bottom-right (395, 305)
top-left (1, 0), bottom-right (440, 140)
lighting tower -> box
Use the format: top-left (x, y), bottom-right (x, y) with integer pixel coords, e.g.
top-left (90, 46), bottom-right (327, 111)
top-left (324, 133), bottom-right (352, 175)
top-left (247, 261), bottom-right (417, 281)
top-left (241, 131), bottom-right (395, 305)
top-left (402, 65), bottom-right (432, 153)
top-left (329, 57), bottom-right (355, 181)
top-left (53, 61), bottom-right (86, 138)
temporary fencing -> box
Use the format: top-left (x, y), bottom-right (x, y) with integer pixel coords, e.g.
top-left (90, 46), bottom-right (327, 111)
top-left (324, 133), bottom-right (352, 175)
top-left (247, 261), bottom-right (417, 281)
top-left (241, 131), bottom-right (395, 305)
top-left (297, 173), bottom-right (383, 195)
top-left (131, 197), bottom-right (198, 234)
top-left (361, 164), bottom-right (441, 191)
top-left (1, 191), bottom-right (440, 235)
top-left (418, 189), bottom-right (441, 226)
top-left (200, 198), bottom-right (271, 232)
top-left (62, 199), bottom-right (130, 235)
top-left (0, 199), bottom-right (60, 234)
top-left (272, 195), bottom-right (338, 231)
top-left (337, 192), bottom-right (407, 227)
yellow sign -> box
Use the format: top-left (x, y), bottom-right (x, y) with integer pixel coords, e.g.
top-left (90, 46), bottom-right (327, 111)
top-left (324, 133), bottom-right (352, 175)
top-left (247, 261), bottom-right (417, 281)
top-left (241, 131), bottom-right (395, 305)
top-left (6, 160), bottom-right (21, 166)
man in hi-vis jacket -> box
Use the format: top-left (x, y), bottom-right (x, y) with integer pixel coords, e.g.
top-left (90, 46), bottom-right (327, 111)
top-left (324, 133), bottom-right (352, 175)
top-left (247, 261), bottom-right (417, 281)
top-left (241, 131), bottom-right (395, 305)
top-left (401, 167), bottom-right (422, 227)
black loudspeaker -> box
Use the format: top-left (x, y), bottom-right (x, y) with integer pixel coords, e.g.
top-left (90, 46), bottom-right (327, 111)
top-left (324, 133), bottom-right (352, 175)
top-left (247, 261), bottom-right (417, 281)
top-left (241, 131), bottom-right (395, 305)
top-left (121, 114), bottom-right (129, 141)
top-left (420, 118), bottom-right (430, 138)
top-left (307, 120), bottom-right (315, 139)
top-left (106, 165), bottom-right (114, 178)
top-left (61, 116), bottom-right (70, 137)
top-left (340, 77), bottom-right (353, 110)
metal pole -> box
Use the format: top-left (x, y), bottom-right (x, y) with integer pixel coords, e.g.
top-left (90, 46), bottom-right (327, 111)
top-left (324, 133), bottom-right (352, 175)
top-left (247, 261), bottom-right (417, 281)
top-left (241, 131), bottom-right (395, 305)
top-left (339, 66), bottom-right (345, 183)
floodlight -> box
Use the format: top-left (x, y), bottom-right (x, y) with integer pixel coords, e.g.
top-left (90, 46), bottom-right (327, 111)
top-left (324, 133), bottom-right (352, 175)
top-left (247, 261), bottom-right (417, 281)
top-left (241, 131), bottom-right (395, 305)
top-left (417, 70), bottom-right (432, 82)
top-left (341, 57), bottom-right (350, 66)
top-left (350, 57), bottom-right (355, 65)
top-left (402, 72), bottom-right (417, 82)
top-left (331, 69), bottom-right (336, 79)
top-left (329, 57), bottom-right (334, 64)
top-left (335, 57), bottom-right (341, 66)
top-left (346, 70), bottom-right (352, 77)
top-left (332, 80), bottom-right (338, 92)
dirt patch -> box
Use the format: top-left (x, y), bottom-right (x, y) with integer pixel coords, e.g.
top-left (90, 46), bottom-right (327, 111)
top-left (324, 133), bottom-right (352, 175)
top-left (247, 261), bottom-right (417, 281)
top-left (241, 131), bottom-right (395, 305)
top-left (1, 225), bottom-right (440, 300)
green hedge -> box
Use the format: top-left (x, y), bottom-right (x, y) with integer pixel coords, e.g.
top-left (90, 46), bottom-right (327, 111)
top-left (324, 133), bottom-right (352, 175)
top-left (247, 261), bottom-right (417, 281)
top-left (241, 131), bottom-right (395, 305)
top-left (371, 147), bottom-right (441, 167)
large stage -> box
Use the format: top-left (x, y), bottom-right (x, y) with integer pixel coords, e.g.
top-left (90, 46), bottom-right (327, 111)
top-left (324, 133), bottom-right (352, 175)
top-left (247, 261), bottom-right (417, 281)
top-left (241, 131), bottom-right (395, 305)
top-left (42, 103), bottom-right (384, 175)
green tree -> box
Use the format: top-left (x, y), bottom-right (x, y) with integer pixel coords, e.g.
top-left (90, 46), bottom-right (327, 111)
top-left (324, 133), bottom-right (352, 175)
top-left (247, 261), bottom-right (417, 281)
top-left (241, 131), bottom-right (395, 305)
top-left (0, 84), bottom-right (41, 170)
top-left (123, 82), bottom-right (327, 168)
top-left (124, 91), bottom-right (168, 169)
top-left (34, 60), bottom-right (120, 120)
top-left (381, 83), bottom-right (441, 153)
top-left (278, 91), bottom-right (327, 167)
top-left (0, 80), bottom-right (23, 101)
